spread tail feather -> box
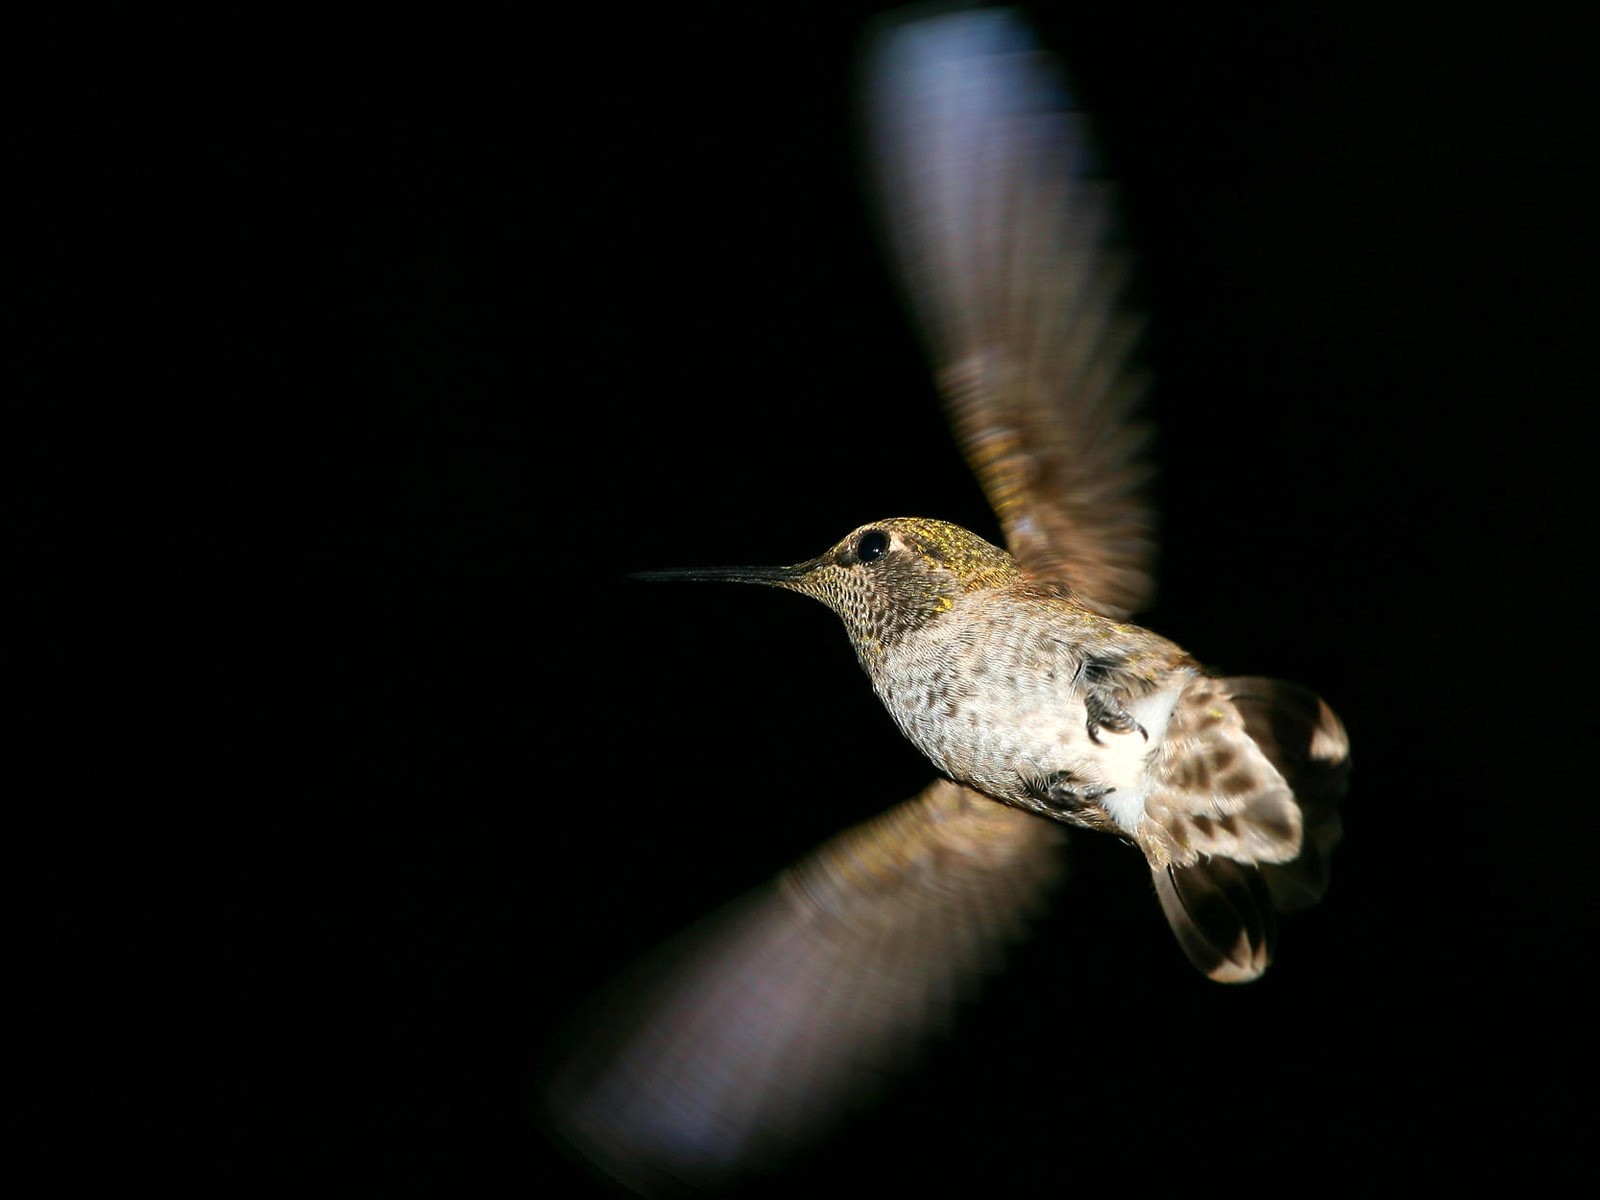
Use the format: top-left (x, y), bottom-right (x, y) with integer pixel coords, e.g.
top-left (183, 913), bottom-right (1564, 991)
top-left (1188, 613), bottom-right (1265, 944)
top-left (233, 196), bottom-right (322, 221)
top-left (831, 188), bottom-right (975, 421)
top-left (1149, 675), bottom-right (1350, 980)
top-left (1224, 676), bottom-right (1351, 912)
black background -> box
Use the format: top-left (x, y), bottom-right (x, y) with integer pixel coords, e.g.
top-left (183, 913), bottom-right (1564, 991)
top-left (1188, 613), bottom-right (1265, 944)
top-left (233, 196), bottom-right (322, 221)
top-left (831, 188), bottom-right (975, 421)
top-left (16, 1), bottom-right (1597, 1192)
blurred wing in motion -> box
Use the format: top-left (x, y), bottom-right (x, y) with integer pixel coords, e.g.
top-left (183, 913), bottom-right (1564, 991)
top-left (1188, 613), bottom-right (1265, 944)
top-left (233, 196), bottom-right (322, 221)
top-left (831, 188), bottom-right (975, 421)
top-left (864, 7), bottom-right (1155, 618)
top-left (544, 780), bottom-right (1065, 1194)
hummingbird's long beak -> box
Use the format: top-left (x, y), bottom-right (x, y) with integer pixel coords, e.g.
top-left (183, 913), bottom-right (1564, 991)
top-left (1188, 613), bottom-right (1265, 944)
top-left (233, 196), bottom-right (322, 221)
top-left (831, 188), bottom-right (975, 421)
top-left (631, 559), bottom-right (821, 589)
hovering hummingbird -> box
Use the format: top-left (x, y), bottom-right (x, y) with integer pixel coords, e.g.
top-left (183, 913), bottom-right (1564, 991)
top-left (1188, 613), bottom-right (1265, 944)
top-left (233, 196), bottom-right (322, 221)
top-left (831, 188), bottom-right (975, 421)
top-left (547, 6), bottom-right (1349, 1192)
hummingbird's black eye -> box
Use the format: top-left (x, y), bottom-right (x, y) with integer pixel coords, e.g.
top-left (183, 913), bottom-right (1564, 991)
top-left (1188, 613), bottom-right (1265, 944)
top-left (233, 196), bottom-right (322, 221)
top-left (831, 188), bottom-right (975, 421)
top-left (856, 529), bottom-right (890, 562)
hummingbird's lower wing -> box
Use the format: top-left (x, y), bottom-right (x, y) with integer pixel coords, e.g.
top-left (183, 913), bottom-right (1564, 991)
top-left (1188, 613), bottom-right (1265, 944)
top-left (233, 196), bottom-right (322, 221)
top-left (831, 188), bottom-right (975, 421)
top-left (544, 779), bottom-right (1065, 1194)
top-left (862, 8), bottom-right (1155, 619)
top-left (1146, 676), bottom-right (1351, 982)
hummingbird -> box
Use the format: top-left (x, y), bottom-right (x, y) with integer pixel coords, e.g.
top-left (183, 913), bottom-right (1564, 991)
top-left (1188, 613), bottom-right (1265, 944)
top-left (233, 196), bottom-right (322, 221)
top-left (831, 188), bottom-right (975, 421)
top-left (547, 6), bottom-right (1349, 1192)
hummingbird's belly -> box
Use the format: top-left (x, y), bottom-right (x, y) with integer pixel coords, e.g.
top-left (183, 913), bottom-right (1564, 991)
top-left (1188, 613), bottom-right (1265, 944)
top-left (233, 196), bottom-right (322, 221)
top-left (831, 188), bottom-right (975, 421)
top-left (875, 633), bottom-right (1186, 837)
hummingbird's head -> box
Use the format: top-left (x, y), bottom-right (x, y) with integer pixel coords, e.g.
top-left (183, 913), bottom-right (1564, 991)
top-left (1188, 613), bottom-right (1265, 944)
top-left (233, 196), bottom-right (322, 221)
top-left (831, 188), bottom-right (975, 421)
top-left (637, 517), bottom-right (1019, 664)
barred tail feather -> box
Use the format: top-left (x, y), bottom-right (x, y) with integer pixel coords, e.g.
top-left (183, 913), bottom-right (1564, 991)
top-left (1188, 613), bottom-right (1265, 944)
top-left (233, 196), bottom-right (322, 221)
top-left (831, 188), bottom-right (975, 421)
top-left (1224, 676), bottom-right (1351, 912)
top-left (1151, 675), bottom-right (1350, 982)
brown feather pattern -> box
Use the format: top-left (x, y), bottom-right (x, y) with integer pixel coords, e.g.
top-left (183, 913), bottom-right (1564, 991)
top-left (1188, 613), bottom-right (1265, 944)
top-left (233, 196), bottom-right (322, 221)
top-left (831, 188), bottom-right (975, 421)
top-left (867, 29), bottom-right (1156, 617)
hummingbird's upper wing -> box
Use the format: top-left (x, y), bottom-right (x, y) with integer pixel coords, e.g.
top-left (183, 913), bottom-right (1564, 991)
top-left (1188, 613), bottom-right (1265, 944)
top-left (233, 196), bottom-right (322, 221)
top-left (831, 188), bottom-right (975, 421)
top-left (544, 779), bottom-right (1065, 1194)
top-left (864, 9), bottom-right (1155, 619)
